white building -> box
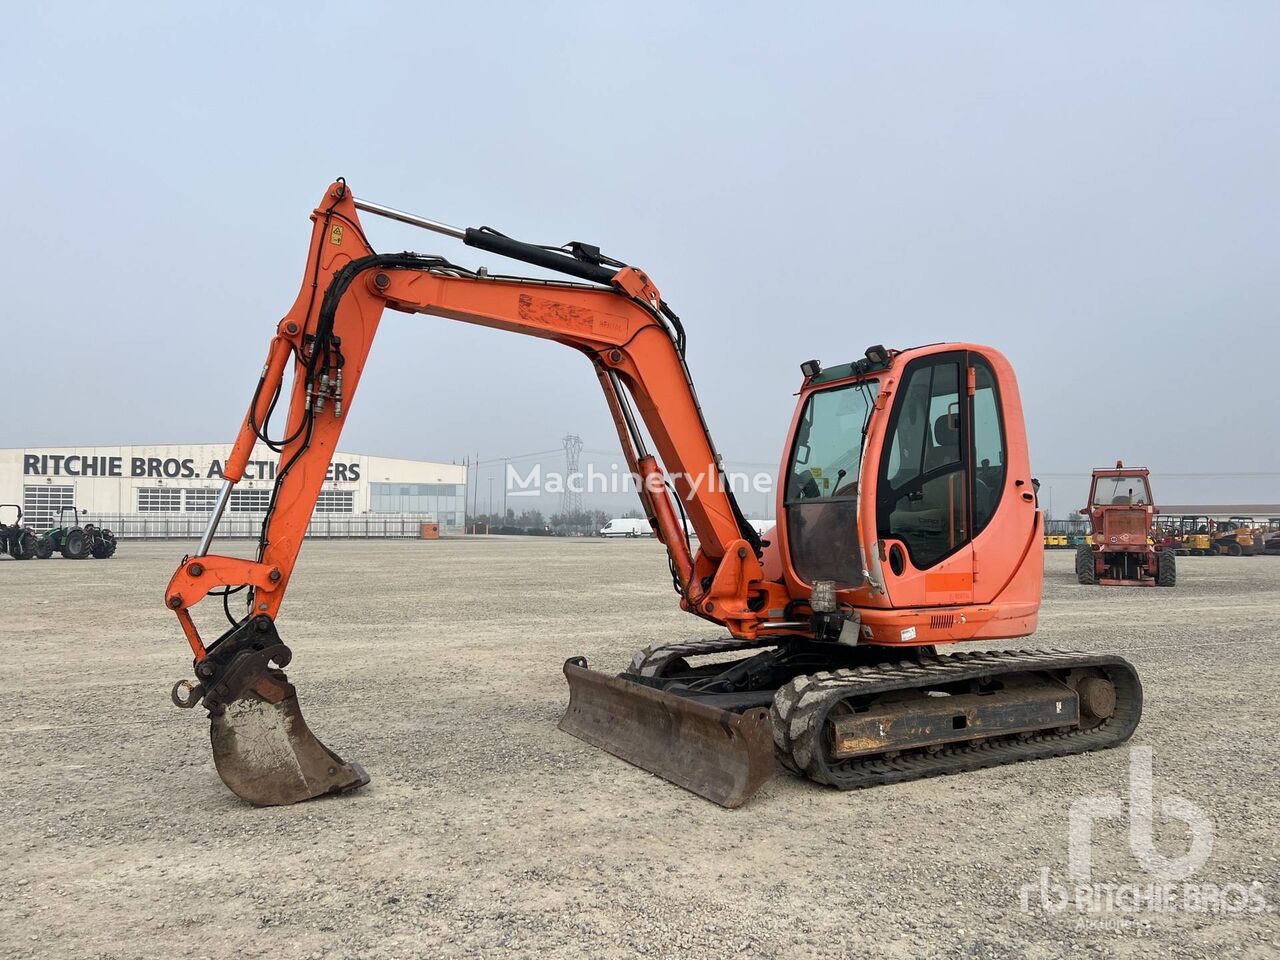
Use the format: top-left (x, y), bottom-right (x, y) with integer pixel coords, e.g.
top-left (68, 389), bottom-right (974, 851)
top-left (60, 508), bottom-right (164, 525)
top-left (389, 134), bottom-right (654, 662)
top-left (0, 444), bottom-right (467, 536)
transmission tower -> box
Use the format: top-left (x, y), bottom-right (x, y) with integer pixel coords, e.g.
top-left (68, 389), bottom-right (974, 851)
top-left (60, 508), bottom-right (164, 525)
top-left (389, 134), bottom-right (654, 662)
top-left (562, 433), bottom-right (584, 515)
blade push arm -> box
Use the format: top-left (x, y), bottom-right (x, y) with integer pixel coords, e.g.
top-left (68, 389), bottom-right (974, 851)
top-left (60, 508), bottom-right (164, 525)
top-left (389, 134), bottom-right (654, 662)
top-left (167, 181), bottom-right (776, 663)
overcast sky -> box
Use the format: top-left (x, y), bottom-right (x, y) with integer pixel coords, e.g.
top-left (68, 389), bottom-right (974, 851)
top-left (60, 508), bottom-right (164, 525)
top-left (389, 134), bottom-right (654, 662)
top-left (2, 2), bottom-right (1277, 511)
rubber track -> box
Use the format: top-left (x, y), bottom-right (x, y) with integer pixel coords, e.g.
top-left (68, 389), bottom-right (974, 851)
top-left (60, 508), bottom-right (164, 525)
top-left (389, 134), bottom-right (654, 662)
top-left (626, 637), bottom-right (765, 677)
top-left (770, 649), bottom-right (1142, 789)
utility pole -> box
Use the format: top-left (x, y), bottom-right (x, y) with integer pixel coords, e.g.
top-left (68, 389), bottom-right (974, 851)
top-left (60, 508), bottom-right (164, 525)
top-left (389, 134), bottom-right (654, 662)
top-left (502, 457), bottom-right (509, 519)
top-left (472, 452), bottom-right (480, 531)
top-left (562, 433), bottom-right (584, 516)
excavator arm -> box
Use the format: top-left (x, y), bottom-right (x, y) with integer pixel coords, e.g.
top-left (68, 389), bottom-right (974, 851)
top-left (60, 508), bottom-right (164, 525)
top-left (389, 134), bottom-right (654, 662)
top-left (167, 181), bottom-right (779, 805)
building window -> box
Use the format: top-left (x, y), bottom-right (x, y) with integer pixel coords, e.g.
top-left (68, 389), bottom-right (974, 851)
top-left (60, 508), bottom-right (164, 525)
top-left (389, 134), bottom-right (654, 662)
top-left (230, 489), bottom-right (272, 512)
top-left (374, 482), bottom-right (464, 499)
top-left (137, 488), bottom-right (184, 512)
top-left (184, 487), bottom-right (220, 512)
top-left (315, 490), bottom-right (354, 513)
top-left (23, 484), bottom-right (76, 532)
top-left (368, 482), bottom-right (465, 529)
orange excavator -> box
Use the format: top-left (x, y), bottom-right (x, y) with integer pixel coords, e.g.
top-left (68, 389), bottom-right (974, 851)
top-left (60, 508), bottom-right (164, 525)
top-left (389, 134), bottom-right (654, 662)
top-left (166, 181), bottom-right (1141, 808)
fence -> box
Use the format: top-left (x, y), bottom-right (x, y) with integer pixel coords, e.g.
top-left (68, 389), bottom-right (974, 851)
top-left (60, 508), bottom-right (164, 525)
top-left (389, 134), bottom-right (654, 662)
top-left (86, 513), bottom-right (452, 540)
top-left (1044, 518), bottom-right (1091, 536)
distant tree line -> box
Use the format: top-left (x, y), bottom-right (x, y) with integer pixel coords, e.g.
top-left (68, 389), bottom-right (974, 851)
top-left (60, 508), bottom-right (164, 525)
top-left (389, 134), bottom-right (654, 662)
top-left (465, 508), bottom-right (613, 536)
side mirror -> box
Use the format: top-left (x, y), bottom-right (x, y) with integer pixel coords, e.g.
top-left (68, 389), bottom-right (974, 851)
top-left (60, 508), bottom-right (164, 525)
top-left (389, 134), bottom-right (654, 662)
top-left (1078, 507), bottom-right (1089, 515)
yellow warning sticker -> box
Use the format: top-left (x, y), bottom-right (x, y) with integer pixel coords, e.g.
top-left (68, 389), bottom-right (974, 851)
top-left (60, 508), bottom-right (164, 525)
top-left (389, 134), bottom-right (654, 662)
top-left (329, 224), bottom-right (344, 245)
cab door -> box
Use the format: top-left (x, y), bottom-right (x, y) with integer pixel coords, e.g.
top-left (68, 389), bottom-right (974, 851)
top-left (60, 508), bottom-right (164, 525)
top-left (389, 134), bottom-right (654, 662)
top-left (873, 352), bottom-right (975, 607)
top-left (966, 352), bottom-right (1023, 604)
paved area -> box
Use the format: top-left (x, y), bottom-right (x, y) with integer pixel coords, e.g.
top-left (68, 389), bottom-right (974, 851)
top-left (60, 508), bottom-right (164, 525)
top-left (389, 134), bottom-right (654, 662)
top-left (1, 539), bottom-right (1277, 959)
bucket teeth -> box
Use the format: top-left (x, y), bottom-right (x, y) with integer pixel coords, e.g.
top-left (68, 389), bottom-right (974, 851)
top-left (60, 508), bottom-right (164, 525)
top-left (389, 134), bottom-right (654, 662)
top-left (210, 672), bottom-right (369, 806)
top-left (559, 658), bottom-right (776, 808)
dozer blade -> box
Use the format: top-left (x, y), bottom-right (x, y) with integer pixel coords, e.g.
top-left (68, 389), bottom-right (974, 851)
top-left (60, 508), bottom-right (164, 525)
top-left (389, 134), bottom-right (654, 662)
top-left (210, 672), bottom-right (369, 806)
top-left (559, 657), bottom-right (776, 808)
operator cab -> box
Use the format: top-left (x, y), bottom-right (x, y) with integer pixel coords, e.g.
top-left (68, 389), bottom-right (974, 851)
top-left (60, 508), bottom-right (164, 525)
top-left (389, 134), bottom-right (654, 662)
top-left (780, 344), bottom-right (1030, 619)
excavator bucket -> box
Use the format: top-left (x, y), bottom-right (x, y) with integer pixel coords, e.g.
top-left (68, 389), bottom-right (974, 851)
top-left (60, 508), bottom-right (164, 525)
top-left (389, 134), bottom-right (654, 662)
top-left (559, 658), bottom-right (776, 808)
top-left (209, 671), bottom-right (369, 806)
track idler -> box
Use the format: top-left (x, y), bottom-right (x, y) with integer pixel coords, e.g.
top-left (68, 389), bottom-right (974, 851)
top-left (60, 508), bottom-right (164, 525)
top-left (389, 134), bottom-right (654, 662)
top-left (172, 616), bottom-right (368, 806)
top-left (559, 657), bottom-right (776, 808)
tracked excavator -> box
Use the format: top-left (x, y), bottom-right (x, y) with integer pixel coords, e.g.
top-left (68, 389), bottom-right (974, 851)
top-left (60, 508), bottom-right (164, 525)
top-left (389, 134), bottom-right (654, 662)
top-left (166, 181), bottom-right (1142, 808)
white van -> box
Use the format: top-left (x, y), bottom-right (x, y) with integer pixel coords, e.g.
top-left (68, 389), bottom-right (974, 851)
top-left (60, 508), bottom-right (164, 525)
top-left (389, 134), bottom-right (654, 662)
top-left (600, 518), bottom-right (652, 538)
top-left (600, 517), bottom-right (706, 539)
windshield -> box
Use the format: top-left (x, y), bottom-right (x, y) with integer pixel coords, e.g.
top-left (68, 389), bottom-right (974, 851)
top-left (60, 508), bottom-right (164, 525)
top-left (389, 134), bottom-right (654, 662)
top-left (787, 380), bottom-right (880, 502)
top-left (785, 379), bottom-right (879, 588)
top-left (1092, 474), bottom-right (1152, 506)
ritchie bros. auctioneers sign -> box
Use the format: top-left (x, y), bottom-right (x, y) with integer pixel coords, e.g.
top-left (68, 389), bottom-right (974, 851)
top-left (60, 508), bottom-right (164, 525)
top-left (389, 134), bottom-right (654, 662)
top-left (22, 453), bottom-right (361, 482)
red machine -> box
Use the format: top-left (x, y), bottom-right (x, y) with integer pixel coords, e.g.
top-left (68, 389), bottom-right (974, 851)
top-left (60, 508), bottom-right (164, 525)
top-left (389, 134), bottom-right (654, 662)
top-left (1076, 462), bottom-right (1175, 587)
top-left (166, 181), bottom-right (1141, 808)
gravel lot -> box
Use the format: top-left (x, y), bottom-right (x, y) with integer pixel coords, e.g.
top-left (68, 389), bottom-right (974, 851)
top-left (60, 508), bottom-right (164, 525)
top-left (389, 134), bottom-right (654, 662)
top-left (1, 539), bottom-right (1277, 959)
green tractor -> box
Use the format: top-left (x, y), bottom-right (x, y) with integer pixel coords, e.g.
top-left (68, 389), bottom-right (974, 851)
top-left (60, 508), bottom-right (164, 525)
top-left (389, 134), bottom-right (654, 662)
top-left (35, 507), bottom-right (117, 560)
top-left (0, 504), bottom-right (38, 560)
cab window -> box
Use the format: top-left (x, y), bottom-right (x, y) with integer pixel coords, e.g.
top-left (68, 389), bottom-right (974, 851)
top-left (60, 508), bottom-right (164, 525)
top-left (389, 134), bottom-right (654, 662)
top-left (786, 380), bottom-right (879, 501)
top-left (876, 357), bottom-right (967, 568)
top-left (784, 379), bottom-right (879, 587)
top-left (1092, 475), bottom-right (1152, 506)
top-left (971, 359), bottom-right (1005, 533)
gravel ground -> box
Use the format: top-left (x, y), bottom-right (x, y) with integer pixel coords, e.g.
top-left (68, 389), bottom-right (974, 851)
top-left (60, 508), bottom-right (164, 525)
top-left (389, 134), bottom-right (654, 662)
top-left (1, 539), bottom-right (1277, 960)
